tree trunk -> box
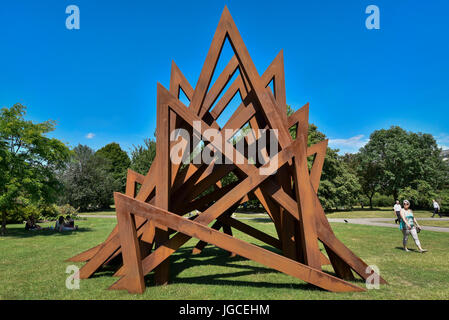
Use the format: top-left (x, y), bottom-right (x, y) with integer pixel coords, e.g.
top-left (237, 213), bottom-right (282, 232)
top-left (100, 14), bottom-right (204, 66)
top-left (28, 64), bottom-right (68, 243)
top-left (369, 196), bottom-right (373, 209)
top-left (1, 212), bottom-right (6, 236)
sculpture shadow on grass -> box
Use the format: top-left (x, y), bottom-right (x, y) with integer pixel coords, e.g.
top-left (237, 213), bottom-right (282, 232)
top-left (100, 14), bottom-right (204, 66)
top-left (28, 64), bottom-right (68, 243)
top-left (144, 246), bottom-right (319, 290)
top-left (90, 244), bottom-right (364, 290)
top-left (87, 238), bottom-right (367, 289)
top-left (0, 226), bottom-right (93, 238)
top-left (167, 245), bottom-right (366, 287)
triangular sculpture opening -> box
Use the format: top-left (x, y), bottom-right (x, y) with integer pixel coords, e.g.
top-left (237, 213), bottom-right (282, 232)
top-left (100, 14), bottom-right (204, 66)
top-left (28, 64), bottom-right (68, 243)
top-left (68, 6), bottom-right (386, 293)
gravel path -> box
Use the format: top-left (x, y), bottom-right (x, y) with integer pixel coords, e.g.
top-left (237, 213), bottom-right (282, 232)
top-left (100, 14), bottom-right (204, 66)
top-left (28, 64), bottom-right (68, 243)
top-left (80, 214), bottom-right (117, 218)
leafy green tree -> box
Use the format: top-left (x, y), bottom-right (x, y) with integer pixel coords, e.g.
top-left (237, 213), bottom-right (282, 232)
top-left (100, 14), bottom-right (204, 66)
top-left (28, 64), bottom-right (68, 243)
top-left (286, 105), bottom-right (361, 210)
top-left (317, 148), bottom-right (361, 211)
top-left (95, 142), bottom-right (130, 193)
top-left (0, 104), bottom-right (70, 234)
top-left (436, 189), bottom-right (449, 213)
top-left (130, 138), bottom-right (156, 175)
top-left (357, 126), bottom-right (449, 202)
top-left (60, 144), bottom-right (115, 211)
top-left (398, 180), bottom-right (437, 209)
top-left (397, 187), bottom-right (420, 208)
top-left (350, 152), bottom-right (384, 209)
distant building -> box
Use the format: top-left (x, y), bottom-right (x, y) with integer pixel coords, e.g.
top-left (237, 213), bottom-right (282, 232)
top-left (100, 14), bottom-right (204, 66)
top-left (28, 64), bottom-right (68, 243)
top-left (442, 149), bottom-right (449, 161)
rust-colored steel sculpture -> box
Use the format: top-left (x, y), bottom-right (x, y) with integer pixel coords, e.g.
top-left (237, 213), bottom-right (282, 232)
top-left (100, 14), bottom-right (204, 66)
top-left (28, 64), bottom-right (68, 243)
top-left (68, 6), bottom-right (386, 293)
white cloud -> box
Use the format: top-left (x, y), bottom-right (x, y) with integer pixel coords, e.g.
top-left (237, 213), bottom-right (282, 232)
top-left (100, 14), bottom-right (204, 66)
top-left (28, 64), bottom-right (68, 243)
top-left (328, 134), bottom-right (368, 154)
top-left (85, 133), bottom-right (95, 139)
top-left (436, 133), bottom-right (449, 150)
top-left (327, 132), bottom-right (449, 154)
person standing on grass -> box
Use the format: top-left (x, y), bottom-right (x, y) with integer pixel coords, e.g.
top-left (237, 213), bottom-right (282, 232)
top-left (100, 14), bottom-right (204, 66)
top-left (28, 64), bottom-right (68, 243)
top-left (400, 200), bottom-right (427, 253)
top-left (393, 200), bottom-right (402, 224)
top-left (431, 199), bottom-right (441, 218)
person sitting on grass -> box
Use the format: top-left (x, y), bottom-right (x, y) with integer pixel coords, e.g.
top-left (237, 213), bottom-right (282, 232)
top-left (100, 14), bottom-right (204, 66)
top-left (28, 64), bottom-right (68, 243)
top-left (55, 216), bottom-right (78, 232)
top-left (400, 200), bottom-right (427, 253)
top-left (25, 217), bottom-right (42, 231)
top-left (64, 215), bottom-right (75, 228)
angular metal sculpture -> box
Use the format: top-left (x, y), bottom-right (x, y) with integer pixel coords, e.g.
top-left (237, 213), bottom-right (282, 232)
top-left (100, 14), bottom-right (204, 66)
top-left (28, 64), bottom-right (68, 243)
top-left (68, 6), bottom-right (386, 293)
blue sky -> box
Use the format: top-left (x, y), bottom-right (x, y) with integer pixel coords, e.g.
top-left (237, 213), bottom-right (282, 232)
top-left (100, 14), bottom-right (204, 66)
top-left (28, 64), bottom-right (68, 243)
top-left (1, 0), bottom-right (448, 154)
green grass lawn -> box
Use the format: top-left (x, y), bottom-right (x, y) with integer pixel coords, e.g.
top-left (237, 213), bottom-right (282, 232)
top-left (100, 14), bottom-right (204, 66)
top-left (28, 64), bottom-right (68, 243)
top-left (384, 220), bottom-right (449, 228)
top-left (1, 215), bottom-right (449, 300)
top-left (412, 220), bottom-right (449, 228)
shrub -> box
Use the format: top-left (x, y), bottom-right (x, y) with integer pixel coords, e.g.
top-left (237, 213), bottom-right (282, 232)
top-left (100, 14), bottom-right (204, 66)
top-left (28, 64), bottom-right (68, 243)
top-left (436, 189), bottom-right (449, 213)
top-left (6, 203), bottom-right (40, 224)
top-left (398, 181), bottom-right (438, 209)
top-left (238, 199), bottom-right (264, 212)
top-left (38, 204), bottom-right (59, 220)
top-left (397, 187), bottom-right (420, 208)
top-left (57, 204), bottom-right (79, 220)
top-left (371, 193), bottom-right (392, 207)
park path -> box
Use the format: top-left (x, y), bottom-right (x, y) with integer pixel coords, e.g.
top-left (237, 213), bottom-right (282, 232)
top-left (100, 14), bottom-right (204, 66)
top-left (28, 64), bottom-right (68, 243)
top-left (79, 215), bottom-right (449, 233)
top-left (80, 214), bottom-right (117, 218)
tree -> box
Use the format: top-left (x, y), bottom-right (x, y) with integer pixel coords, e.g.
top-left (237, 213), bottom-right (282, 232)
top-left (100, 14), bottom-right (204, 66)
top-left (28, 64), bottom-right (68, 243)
top-left (436, 189), bottom-right (449, 213)
top-left (287, 105), bottom-right (361, 210)
top-left (0, 104), bottom-right (70, 234)
top-left (315, 144), bottom-right (361, 211)
top-left (60, 145), bottom-right (115, 211)
top-left (398, 180), bottom-right (437, 209)
top-left (357, 126), bottom-right (449, 202)
top-left (95, 143), bottom-right (130, 193)
top-left (350, 151), bottom-right (384, 209)
top-left (130, 138), bottom-right (156, 175)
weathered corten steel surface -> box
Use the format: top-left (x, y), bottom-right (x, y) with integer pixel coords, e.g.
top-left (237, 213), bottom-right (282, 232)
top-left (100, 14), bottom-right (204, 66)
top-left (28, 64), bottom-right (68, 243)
top-left (68, 6), bottom-right (386, 293)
